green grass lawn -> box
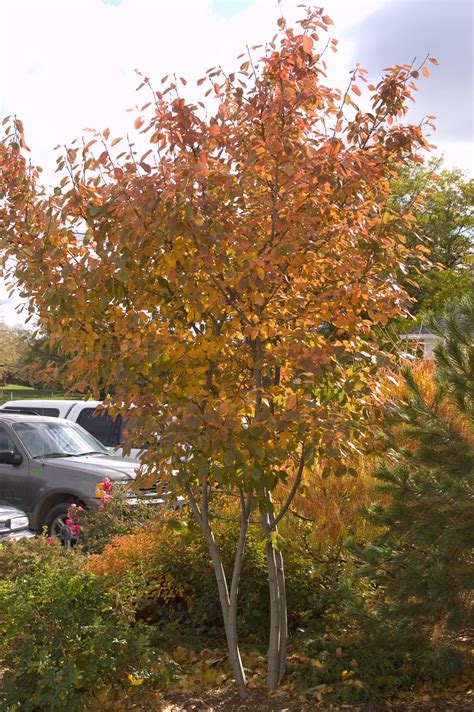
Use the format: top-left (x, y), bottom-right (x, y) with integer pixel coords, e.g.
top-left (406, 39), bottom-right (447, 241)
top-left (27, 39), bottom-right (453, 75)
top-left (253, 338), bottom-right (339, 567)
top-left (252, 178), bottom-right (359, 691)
top-left (0, 384), bottom-right (69, 404)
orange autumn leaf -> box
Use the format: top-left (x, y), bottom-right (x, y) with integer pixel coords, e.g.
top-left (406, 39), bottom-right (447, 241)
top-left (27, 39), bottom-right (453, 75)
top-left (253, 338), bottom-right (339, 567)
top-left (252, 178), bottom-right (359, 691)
top-left (302, 35), bottom-right (313, 54)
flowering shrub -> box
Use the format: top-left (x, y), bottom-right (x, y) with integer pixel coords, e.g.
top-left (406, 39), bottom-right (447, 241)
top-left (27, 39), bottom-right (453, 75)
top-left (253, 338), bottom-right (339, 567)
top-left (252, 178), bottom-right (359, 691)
top-left (97, 476), bottom-right (114, 509)
top-left (72, 480), bottom-right (156, 554)
top-left (65, 503), bottom-right (83, 539)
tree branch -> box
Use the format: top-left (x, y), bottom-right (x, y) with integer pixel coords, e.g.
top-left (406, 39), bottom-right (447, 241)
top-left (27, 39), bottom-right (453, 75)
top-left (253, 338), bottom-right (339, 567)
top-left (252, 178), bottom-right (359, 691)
top-left (270, 444), bottom-right (306, 530)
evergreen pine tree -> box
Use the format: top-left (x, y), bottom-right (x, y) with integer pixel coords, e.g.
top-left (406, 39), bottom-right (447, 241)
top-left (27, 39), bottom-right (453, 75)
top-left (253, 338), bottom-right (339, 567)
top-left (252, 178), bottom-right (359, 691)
top-left (351, 294), bottom-right (473, 638)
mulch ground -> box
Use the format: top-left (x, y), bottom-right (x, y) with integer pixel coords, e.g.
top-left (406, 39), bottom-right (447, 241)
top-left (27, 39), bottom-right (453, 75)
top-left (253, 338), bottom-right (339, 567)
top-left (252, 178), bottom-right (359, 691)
top-left (157, 687), bottom-right (473, 711)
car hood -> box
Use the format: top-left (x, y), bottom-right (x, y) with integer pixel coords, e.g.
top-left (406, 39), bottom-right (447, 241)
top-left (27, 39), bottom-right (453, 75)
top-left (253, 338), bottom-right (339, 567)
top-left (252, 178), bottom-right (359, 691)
top-left (0, 501), bottom-right (28, 518)
top-left (40, 454), bottom-right (141, 481)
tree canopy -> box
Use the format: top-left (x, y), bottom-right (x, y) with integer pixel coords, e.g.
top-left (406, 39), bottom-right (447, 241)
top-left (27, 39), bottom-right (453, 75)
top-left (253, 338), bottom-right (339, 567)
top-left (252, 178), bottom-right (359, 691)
top-left (390, 160), bottom-right (473, 315)
top-left (0, 7), bottom-right (437, 695)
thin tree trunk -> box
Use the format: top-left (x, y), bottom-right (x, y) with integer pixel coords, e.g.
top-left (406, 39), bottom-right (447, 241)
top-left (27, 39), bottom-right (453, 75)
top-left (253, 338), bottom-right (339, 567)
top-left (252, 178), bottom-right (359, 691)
top-left (229, 492), bottom-right (252, 653)
top-left (274, 547), bottom-right (287, 682)
top-left (262, 507), bottom-right (282, 690)
top-left (184, 482), bottom-right (248, 698)
top-left (264, 445), bottom-right (306, 685)
top-left (205, 528), bottom-right (247, 698)
top-left (262, 497), bottom-right (289, 689)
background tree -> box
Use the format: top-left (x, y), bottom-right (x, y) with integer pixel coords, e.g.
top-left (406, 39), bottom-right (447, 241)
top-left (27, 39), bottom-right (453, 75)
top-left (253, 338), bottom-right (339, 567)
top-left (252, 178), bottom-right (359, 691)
top-left (390, 160), bottom-right (473, 316)
top-left (0, 8), bottom-right (435, 696)
top-left (20, 329), bottom-right (70, 390)
top-left (0, 320), bottom-right (26, 385)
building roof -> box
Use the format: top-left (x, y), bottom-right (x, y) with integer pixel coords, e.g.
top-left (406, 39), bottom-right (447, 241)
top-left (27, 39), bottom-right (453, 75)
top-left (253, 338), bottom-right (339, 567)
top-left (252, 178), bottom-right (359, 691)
top-left (402, 317), bottom-right (445, 339)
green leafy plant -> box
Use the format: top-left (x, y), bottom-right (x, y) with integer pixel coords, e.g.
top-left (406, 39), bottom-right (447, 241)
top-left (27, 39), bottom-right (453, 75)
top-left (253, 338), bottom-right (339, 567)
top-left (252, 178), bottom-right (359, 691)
top-left (89, 513), bottom-right (332, 644)
top-left (288, 595), bottom-right (466, 704)
top-left (0, 538), bottom-right (172, 711)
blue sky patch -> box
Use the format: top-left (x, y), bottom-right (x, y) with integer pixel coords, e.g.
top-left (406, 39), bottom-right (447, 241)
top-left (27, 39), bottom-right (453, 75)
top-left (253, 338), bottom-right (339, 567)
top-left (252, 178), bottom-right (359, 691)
top-left (212, 0), bottom-right (256, 20)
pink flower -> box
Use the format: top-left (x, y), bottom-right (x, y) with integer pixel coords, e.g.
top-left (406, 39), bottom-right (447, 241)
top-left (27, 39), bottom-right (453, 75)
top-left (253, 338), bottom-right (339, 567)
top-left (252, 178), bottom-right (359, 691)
top-left (69, 504), bottom-right (84, 514)
top-left (203, 567), bottom-right (214, 576)
top-left (102, 477), bottom-right (113, 494)
top-left (99, 493), bottom-right (113, 510)
top-left (70, 524), bottom-right (81, 538)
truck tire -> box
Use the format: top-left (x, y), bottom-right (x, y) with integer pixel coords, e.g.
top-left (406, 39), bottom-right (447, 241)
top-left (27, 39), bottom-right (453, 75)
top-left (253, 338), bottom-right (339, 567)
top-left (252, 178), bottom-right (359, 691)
top-left (44, 502), bottom-right (78, 546)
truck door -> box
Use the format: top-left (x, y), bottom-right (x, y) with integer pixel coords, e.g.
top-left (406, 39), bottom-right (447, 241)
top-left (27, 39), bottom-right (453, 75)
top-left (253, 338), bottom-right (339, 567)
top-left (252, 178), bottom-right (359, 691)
top-left (0, 424), bottom-right (30, 512)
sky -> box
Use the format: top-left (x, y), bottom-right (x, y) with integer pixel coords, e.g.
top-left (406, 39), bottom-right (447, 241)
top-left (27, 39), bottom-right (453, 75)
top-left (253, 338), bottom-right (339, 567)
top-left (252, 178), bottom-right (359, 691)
top-left (0, 0), bottom-right (473, 325)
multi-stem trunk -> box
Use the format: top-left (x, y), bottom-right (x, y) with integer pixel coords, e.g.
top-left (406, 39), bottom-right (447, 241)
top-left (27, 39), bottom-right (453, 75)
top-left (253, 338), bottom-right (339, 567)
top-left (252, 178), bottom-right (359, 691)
top-left (184, 482), bottom-right (251, 699)
top-left (205, 529), bottom-right (247, 698)
top-left (262, 445), bottom-right (306, 687)
top-left (261, 497), bottom-right (288, 690)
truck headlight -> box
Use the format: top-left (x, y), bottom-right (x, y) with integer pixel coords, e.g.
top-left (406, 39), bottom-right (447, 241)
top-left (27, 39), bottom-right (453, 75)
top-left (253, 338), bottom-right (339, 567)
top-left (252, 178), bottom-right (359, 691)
top-left (10, 516), bottom-right (29, 530)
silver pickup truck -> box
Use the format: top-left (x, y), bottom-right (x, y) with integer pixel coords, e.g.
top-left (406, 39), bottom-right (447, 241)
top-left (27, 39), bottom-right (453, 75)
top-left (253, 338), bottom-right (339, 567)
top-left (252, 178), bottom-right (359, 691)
top-left (0, 413), bottom-right (143, 540)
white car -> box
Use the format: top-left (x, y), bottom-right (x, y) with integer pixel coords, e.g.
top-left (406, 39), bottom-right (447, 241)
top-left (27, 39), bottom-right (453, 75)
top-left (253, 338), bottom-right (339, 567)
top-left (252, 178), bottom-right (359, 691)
top-left (0, 400), bottom-right (143, 459)
top-left (0, 500), bottom-right (34, 541)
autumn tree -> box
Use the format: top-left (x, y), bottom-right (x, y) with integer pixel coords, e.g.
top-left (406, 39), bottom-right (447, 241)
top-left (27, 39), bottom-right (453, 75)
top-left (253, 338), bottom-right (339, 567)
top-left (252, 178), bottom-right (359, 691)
top-left (0, 8), bottom-right (435, 695)
top-left (0, 321), bottom-right (26, 386)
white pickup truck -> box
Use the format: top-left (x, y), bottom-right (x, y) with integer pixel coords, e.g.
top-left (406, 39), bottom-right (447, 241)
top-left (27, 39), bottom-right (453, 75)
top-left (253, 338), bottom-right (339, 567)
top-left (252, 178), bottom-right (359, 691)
top-left (0, 399), bottom-right (142, 458)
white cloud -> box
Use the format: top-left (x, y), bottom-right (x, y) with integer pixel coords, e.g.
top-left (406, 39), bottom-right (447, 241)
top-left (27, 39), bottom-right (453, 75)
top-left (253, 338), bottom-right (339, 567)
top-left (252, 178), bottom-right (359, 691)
top-left (0, 0), bottom-right (387, 181)
top-left (1, 0), bottom-right (470, 325)
top-left (0, 279), bottom-right (27, 327)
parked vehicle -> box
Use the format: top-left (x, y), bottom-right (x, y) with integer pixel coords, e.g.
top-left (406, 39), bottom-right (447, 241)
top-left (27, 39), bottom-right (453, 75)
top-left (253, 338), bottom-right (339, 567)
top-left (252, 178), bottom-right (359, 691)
top-left (0, 399), bottom-right (143, 458)
top-left (0, 500), bottom-right (34, 541)
top-left (0, 412), bottom-right (149, 540)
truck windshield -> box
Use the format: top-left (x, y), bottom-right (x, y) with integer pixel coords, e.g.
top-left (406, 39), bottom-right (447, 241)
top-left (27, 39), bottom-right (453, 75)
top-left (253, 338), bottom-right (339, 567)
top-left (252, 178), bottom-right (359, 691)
top-left (13, 422), bottom-right (110, 459)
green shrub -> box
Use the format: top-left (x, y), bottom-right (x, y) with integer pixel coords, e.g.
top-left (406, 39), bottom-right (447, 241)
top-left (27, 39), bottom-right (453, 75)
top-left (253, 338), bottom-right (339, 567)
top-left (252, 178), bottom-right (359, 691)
top-left (0, 538), bottom-right (174, 711)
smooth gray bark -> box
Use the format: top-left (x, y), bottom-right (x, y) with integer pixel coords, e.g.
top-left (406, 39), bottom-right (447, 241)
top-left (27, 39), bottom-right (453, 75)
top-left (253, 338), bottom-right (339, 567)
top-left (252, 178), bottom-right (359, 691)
top-left (184, 482), bottom-right (250, 699)
top-left (274, 547), bottom-right (288, 682)
top-left (262, 503), bottom-right (284, 690)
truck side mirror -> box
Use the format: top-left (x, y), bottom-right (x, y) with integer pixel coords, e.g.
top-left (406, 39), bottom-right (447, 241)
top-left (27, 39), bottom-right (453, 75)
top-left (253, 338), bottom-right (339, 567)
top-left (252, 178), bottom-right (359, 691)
top-left (0, 450), bottom-right (23, 466)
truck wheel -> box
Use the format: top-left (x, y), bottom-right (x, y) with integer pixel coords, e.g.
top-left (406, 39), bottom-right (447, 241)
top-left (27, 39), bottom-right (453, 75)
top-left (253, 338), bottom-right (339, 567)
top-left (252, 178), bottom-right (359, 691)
top-left (45, 503), bottom-right (79, 547)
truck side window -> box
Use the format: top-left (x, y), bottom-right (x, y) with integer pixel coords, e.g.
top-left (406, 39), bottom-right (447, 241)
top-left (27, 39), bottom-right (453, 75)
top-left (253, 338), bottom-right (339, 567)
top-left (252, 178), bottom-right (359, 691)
top-left (76, 408), bottom-right (122, 447)
top-left (0, 426), bottom-right (16, 452)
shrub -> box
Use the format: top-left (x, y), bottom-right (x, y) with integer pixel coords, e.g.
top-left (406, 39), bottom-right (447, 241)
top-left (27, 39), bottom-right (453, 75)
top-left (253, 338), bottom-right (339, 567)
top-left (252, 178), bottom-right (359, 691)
top-left (70, 480), bottom-right (158, 554)
top-left (349, 298), bottom-right (474, 637)
top-left (89, 513), bottom-right (332, 643)
top-left (288, 601), bottom-right (467, 704)
top-left (0, 537), bottom-right (174, 711)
